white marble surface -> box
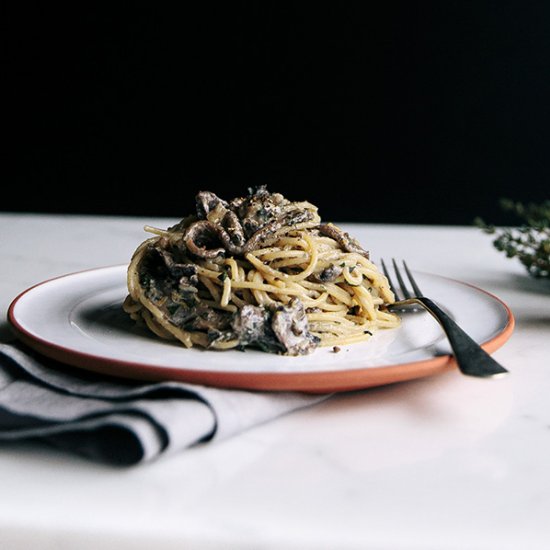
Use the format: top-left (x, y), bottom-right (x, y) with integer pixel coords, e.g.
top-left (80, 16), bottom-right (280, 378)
top-left (1, 213), bottom-right (549, 550)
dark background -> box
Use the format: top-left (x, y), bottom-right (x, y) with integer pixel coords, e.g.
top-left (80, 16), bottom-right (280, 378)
top-left (3, 3), bottom-right (549, 224)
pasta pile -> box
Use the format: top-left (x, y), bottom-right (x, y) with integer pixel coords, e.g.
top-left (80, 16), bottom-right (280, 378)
top-left (124, 187), bottom-right (399, 355)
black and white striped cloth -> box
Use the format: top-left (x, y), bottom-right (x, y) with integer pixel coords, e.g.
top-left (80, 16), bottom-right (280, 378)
top-left (0, 343), bottom-right (327, 465)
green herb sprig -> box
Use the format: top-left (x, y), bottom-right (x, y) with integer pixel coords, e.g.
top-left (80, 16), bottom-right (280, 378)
top-left (475, 199), bottom-right (550, 279)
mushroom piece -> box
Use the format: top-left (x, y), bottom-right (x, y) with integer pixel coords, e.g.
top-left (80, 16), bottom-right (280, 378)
top-left (221, 210), bottom-right (246, 248)
top-left (154, 246), bottom-right (199, 283)
top-left (183, 220), bottom-right (227, 259)
top-left (183, 220), bottom-right (245, 259)
top-left (229, 185), bottom-right (291, 238)
top-left (270, 298), bottom-right (320, 356)
top-left (310, 264), bottom-right (343, 283)
top-left (230, 299), bottom-right (319, 355)
top-left (318, 223), bottom-right (369, 258)
top-left (231, 304), bottom-right (284, 354)
top-left (195, 191), bottom-right (229, 220)
top-left (182, 188), bottom-right (320, 259)
top-left (243, 208), bottom-right (316, 253)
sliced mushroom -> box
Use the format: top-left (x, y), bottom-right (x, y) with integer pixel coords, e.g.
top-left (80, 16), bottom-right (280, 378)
top-left (243, 208), bottom-right (316, 253)
top-left (221, 210), bottom-right (246, 248)
top-left (183, 220), bottom-right (226, 259)
top-left (231, 299), bottom-right (320, 355)
top-left (318, 223), bottom-right (369, 258)
top-left (195, 191), bottom-right (228, 219)
top-left (310, 264), bottom-right (343, 283)
top-left (271, 298), bottom-right (320, 356)
top-left (230, 185), bottom-right (291, 238)
top-left (181, 188), bottom-right (320, 258)
top-left (154, 246), bottom-right (198, 283)
top-left (231, 304), bottom-right (284, 354)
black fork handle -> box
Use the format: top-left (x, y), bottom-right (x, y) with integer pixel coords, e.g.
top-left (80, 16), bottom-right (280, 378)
top-left (400, 296), bottom-right (509, 378)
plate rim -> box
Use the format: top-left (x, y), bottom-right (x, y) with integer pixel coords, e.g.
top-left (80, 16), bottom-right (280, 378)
top-left (7, 265), bottom-right (515, 393)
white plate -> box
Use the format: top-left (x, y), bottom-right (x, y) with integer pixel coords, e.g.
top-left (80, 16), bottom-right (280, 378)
top-left (8, 265), bottom-right (514, 392)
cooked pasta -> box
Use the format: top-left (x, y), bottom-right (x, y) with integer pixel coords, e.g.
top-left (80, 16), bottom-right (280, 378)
top-left (123, 187), bottom-right (399, 355)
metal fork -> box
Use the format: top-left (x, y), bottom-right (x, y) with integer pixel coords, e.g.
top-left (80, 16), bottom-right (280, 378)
top-left (380, 259), bottom-right (509, 378)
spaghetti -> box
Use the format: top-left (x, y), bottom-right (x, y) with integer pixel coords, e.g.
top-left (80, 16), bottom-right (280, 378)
top-left (123, 187), bottom-right (399, 355)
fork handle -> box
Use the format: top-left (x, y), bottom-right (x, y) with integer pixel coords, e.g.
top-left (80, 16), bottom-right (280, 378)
top-left (411, 297), bottom-right (509, 378)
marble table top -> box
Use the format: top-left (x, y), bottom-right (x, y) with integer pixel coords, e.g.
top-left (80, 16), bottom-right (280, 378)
top-left (1, 213), bottom-right (549, 550)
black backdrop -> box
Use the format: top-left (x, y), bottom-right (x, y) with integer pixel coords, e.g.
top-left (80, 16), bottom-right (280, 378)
top-left (4, 3), bottom-right (549, 224)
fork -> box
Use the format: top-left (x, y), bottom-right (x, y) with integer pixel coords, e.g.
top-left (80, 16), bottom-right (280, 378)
top-left (380, 259), bottom-right (509, 378)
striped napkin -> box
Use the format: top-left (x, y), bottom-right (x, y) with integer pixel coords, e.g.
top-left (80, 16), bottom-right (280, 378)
top-left (0, 342), bottom-right (327, 465)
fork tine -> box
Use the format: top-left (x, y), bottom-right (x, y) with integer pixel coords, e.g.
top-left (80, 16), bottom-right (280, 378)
top-left (391, 259), bottom-right (412, 299)
top-left (402, 260), bottom-right (423, 297)
top-left (383, 259), bottom-right (509, 378)
top-left (380, 258), bottom-right (400, 300)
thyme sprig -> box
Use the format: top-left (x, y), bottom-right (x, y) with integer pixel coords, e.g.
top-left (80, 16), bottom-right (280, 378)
top-left (475, 199), bottom-right (550, 279)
